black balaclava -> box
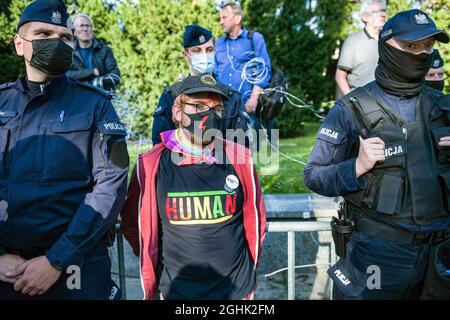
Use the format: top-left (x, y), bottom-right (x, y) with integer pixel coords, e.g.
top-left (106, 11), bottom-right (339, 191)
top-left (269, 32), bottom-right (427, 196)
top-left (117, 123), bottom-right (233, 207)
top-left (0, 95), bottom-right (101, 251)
top-left (375, 40), bottom-right (433, 95)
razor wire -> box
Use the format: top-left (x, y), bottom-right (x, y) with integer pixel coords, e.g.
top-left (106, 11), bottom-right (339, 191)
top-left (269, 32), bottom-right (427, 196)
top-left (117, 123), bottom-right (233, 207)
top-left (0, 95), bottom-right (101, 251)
top-left (111, 90), bottom-right (150, 156)
top-left (256, 88), bottom-right (332, 167)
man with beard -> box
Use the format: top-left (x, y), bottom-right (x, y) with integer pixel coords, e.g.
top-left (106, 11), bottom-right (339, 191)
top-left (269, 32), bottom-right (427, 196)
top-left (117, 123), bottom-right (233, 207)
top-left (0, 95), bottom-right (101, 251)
top-left (304, 9), bottom-right (450, 299)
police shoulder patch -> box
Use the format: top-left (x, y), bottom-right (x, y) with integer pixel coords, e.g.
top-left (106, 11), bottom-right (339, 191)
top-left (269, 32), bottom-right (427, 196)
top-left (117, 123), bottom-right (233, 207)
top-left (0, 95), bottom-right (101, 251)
top-left (97, 119), bottom-right (127, 136)
top-left (76, 81), bottom-right (112, 99)
top-left (317, 126), bottom-right (345, 145)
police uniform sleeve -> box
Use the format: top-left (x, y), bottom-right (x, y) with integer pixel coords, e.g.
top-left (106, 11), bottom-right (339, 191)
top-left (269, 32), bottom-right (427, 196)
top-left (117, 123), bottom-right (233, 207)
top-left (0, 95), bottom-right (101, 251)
top-left (152, 90), bottom-right (175, 145)
top-left (46, 98), bottom-right (129, 270)
top-left (303, 102), bottom-right (364, 197)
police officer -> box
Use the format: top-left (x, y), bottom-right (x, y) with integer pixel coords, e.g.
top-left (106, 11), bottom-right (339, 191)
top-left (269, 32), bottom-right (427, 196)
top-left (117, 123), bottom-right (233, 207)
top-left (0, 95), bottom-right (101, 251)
top-left (152, 24), bottom-right (246, 145)
top-left (425, 49), bottom-right (445, 92)
top-left (0, 0), bottom-right (129, 299)
top-left (304, 9), bottom-right (450, 299)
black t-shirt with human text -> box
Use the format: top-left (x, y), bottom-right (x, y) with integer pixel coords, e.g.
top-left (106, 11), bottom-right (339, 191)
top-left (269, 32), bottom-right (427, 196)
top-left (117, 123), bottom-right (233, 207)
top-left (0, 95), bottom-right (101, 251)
top-left (156, 149), bottom-right (256, 299)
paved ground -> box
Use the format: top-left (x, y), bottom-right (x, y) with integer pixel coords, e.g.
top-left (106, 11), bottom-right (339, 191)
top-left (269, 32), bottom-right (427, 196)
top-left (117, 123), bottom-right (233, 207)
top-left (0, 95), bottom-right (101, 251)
top-left (113, 269), bottom-right (332, 300)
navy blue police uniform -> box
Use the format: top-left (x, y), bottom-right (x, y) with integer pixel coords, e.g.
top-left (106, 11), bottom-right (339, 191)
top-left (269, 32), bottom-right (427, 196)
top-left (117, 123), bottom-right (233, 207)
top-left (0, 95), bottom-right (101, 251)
top-left (0, 76), bottom-right (129, 300)
top-left (0, 0), bottom-right (129, 300)
top-left (152, 24), bottom-right (247, 145)
top-left (304, 10), bottom-right (450, 299)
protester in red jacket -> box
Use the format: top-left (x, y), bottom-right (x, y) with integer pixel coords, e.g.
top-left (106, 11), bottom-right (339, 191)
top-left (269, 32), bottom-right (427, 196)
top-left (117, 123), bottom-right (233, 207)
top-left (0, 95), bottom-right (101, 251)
top-left (121, 75), bottom-right (266, 300)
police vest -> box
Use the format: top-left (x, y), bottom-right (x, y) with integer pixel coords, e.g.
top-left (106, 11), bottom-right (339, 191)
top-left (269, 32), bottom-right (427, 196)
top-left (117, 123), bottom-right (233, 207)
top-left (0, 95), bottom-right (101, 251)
top-left (340, 86), bottom-right (450, 225)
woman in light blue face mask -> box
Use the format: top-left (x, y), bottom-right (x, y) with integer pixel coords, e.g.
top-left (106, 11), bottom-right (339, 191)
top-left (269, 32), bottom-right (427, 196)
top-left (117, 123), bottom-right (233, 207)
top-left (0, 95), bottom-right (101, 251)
top-left (184, 38), bottom-right (216, 75)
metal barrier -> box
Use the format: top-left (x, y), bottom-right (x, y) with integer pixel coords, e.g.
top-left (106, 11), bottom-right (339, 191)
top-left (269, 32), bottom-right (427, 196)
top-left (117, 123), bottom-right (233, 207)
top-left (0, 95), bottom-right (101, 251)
top-left (114, 220), bottom-right (336, 300)
top-left (267, 221), bottom-right (335, 300)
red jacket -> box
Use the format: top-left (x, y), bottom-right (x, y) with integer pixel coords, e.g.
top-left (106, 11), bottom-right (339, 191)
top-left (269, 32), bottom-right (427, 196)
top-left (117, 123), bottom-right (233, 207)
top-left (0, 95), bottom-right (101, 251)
top-left (120, 139), bottom-right (267, 299)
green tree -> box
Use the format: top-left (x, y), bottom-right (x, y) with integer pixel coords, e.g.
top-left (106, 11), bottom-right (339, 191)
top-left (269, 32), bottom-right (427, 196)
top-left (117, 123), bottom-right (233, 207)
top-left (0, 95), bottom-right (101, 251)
top-left (0, 0), bottom-right (31, 83)
top-left (421, 0), bottom-right (450, 91)
top-left (1, 0), bottom-right (449, 134)
top-left (75, 0), bottom-right (221, 136)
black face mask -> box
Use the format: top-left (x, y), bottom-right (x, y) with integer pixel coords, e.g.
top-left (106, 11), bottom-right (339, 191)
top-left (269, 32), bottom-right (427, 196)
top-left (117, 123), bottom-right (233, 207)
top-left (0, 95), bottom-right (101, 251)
top-left (375, 40), bottom-right (433, 95)
top-left (23, 37), bottom-right (73, 76)
top-left (425, 80), bottom-right (445, 92)
top-left (181, 108), bottom-right (223, 143)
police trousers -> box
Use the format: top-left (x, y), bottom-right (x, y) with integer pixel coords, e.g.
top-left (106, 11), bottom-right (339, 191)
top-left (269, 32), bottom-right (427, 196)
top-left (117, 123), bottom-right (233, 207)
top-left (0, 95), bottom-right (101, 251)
top-left (328, 232), bottom-right (430, 300)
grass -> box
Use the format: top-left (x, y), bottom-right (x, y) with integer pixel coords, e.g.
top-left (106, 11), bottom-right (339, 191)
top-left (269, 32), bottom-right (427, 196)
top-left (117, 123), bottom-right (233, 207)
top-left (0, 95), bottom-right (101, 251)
top-left (127, 121), bottom-right (321, 194)
top-left (257, 122), bottom-right (320, 194)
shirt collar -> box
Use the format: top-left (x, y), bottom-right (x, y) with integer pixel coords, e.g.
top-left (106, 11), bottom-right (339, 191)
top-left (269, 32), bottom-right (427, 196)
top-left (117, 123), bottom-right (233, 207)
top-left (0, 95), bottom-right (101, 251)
top-left (374, 81), bottom-right (417, 100)
top-left (17, 74), bottom-right (68, 95)
top-left (363, 28), bottom-right (376, 40)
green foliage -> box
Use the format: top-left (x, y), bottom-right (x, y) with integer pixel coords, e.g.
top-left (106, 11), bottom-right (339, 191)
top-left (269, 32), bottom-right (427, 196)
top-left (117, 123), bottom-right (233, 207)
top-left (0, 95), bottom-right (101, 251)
top-left (387, 0), bottom-right (413, 14)
top-left (0, 0), bottom-right (449, 134)
top-left (76, 0), bottom-right (221, 137)
top-left (257, 122), bottom-right (321, 194)
top-left (421, 0), bottom-right (450, 92)
top-left (0, 0), bottom-right (31, 83)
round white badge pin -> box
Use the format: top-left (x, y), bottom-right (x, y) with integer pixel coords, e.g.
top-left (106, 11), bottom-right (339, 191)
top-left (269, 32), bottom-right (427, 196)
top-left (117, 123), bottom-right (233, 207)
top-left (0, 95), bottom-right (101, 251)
top-left (224, 175), bottom-right (239, 193)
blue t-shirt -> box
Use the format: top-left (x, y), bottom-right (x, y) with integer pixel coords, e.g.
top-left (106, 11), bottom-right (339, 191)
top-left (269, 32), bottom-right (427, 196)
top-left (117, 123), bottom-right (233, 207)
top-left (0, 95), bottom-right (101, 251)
top-left (78, 46), bottom-right (94, 70)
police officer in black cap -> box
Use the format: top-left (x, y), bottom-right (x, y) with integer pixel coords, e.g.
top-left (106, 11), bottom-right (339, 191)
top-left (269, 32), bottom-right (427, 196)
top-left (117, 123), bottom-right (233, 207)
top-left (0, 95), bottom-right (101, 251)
top-left (426, 49), bottom-right (445, 92)
top-left (0, 0), bottom-right (128, 299)
top-left (152, 24), bottom-right (246, 146)
top-left (305, 9), bottom-right (450, 299)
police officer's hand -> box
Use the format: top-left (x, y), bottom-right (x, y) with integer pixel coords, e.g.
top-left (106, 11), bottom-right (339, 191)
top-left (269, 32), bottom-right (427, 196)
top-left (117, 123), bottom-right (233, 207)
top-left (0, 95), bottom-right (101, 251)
top-left (0, 254), bottom-right (25, 284)
top-left (439, 136), bottom-right (450, 147)
top-left (8, 256), bottom-right (61, 296)
top-left (355, 136), bottom-right (386, 177)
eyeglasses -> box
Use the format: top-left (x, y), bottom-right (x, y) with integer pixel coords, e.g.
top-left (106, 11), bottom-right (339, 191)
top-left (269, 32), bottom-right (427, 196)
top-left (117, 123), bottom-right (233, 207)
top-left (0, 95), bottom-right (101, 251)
top-left (75, 24), bottom-right (92, 30)
top-left (369, 9), bottom-right (386, 15)
top-left (182, 102), bottom-right (226, 118)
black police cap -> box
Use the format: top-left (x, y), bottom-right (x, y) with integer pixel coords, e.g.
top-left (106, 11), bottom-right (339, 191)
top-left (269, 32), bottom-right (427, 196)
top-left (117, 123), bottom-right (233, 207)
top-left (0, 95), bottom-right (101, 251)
top-left (183, 24), bottom-right (213, 48)
top-left (17, 0), bottom-right (70, 31)
top-left (379, 9), bottom-right (449, 44)
top-left (176, 75), bottom-right (229, 99)
top-left (430, 50), bottom-right (444, 69)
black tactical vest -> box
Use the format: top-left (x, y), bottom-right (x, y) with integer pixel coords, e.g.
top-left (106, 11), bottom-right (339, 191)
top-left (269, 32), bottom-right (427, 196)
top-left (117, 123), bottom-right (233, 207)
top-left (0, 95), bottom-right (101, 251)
top-left (340, 86), bottom-right (450, 225)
